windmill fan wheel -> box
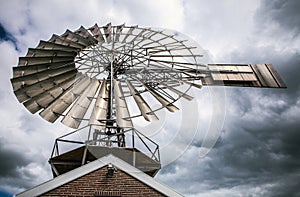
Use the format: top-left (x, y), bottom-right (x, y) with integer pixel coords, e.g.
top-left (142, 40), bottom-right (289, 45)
top-left (11, 23), bottom-right (206, 129)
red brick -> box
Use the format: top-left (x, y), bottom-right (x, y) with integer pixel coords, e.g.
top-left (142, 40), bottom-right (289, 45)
top-left (41, 165), bottom-right (166, 197)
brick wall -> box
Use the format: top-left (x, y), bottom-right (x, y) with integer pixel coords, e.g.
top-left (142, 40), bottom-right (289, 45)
top-left (41, 165), bottom-right (166, 197)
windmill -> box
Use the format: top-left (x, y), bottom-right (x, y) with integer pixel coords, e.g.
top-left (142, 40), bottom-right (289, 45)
top-left (11, 23), bottom-right (286, 178)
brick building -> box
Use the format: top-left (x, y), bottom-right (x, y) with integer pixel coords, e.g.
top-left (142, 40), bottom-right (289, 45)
top-left (16, 154), bottom-right (184, 197)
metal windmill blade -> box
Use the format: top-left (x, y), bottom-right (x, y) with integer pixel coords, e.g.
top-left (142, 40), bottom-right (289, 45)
top-left (11, 23), bottom-right (286, 132)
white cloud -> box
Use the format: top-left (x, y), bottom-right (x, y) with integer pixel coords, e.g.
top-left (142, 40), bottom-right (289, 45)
top-left (182, 0), bottom-right (260, 61)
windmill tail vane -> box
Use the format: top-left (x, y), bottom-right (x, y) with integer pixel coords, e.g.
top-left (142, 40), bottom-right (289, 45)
top-left (10, 22), bottom-right (286, 177)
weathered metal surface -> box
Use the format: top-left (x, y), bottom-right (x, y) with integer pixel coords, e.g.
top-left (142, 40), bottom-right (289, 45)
top-left (62, 78), bottom-right (100, 128)
top-left (126, 80), bottom-right (158, 121)
top-left (89, 80), bottom-right (109, 130)
top-left (49, 145), bottom-right (161, 177)
top-left (114, 79), bottom-right (133, 128)
top-left (206, 64), bottom-right (286, 88)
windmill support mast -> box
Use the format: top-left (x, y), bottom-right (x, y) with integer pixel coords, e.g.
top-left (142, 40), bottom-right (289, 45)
top-left (109, 28), bottom-right (115, 122)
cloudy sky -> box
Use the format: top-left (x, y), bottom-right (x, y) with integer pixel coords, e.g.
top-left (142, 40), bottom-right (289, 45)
top-left (0, 0), bottom-right (300, 196)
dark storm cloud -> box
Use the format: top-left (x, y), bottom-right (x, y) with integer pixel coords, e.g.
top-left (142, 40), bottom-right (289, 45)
top-left (0, 139), bottom-right (30, 177)
top-left (0, 136), bottom-right (50, 192)
top-left (0, 23), bottom-right (14, 41)
top-left (218, 89), bottom-right (300, 195)
top-left (160, 87), bottom-right (300, 195)
top-left (0, 23), bottom-right (17, 49)
top-left (159, 1), bottom-right (300, 196)
top-left (0, 23), bottom-right (9, 39)
top-left (0, 138), bottom-right (41, 191)
top-left (257, 0), bottom-right (300, 35)
top-left (253, 0), bottom-right (300, 97)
